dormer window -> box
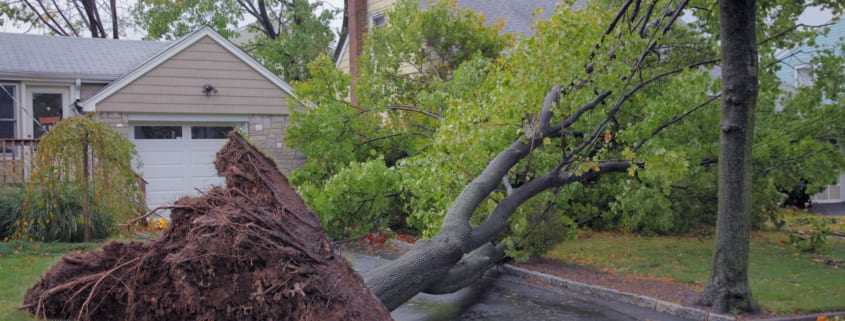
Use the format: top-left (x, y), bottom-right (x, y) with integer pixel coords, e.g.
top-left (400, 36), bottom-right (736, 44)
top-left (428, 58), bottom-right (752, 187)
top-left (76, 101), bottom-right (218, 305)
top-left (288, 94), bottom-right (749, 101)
top-left (795, 64), bottom-right (813, 87)
top-left (371, 13), bottom-right (386, 30)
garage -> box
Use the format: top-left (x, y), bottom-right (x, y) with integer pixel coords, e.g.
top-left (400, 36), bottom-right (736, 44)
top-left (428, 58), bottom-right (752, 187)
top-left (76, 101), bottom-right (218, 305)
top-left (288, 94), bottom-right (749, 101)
top-left (131, 123), bottom-right (239, 212)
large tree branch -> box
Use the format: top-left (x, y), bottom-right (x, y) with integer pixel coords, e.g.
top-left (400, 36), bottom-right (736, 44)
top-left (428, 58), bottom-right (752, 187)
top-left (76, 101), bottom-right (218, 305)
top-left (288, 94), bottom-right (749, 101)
top-left (661, 0), bottom-right (688, 35)
top-left (110, 0), bottom-right (117, 38)
top-left (385, 105), bottom-right (443, 119)
top-left (50, 0), bottom-right (80, 36)
top-left (470, 161), bottom-right (631, 249)
top-left (23, 0), bottom-right (69, 36)
top-left (757, 146), bottom-right (838, 174)
top-left (421, 242), bottom-right (506, 294)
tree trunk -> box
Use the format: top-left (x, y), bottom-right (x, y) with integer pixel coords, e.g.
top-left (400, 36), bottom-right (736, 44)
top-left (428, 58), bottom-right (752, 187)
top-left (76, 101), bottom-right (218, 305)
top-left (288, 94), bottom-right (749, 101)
top-left (698, 0), bottom-right (759, 313)
top-left (82, 136), bottom-right (91, 243)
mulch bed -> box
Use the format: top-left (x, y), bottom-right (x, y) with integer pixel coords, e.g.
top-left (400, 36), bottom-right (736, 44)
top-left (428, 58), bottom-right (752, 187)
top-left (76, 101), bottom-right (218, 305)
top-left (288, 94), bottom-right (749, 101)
top-left (21, 132), bottom-right (392, 321)
top-left (519, 257), bottom-right (776, 320)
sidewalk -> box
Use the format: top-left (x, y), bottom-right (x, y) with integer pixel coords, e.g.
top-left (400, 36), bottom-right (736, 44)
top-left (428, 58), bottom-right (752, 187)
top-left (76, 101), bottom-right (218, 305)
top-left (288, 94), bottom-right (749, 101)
top-left (811, 202), bottom-right (845, 216)
top-left (504, 265), bottom-right (845, 321)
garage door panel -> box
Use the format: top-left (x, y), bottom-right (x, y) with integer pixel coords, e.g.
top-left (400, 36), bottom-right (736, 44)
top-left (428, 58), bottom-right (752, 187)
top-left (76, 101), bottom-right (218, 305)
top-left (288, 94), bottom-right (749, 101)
top-left (191, 151), bottom-right (219, 163)
top-left (138, 152), bottom-right (185, 165)
top-left (191, 164), bottom-right (220, 176)
top-left (145, 178), bottom-right (183, 191)
top-left (132, 123), bottom-right (234, 212)
top-left (141, 165), bottom-right (188, 178)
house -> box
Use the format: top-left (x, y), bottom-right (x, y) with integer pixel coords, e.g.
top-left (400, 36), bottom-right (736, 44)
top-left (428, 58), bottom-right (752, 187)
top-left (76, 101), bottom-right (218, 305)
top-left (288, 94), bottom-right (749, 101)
top-left (335, 0), bottom-right (579, 97)
top-left (0, 27), bottom-right (305, 210)
top-left (775, 18), bottom-right (845, 210)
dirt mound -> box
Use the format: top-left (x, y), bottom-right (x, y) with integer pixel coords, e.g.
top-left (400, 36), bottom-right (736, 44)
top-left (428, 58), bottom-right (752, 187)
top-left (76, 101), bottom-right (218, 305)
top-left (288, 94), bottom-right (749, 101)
top-left (22, 132), bottom-right (393, 321)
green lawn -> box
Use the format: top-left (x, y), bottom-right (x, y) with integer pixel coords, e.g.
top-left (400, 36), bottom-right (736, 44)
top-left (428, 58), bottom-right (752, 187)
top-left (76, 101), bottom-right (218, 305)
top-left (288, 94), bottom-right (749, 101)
top-left (544, 230), bottom-right (845, 314)
top-left (0, 242), bottom-right (100, 321)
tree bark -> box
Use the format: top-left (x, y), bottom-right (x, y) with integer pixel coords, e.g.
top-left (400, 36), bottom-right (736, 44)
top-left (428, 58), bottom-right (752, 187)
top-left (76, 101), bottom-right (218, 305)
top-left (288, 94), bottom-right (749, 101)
top-left (82, 136), bottom-right (90, 243)
top-left (697, 0), bottom-right (759, 313)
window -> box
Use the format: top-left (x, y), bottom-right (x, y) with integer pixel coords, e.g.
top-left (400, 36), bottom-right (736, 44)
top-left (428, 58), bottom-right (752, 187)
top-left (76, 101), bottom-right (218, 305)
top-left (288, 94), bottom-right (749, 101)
top-left (134, 126), bottom-right (182, 139)
top-left (0, 84), bottom-right (16, 139)
top-left (191, 126), bottom-right (233, 139)
top-left (371, 13), bottom-right (386, 30)
top-left (795, 64), bottom-right (812, 87)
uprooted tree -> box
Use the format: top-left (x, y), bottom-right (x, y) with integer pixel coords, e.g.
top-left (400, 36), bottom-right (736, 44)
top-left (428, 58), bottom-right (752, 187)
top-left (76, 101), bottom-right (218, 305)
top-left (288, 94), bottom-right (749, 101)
top-left (289, 0), bottom-right (845, 312)
top-left (22, 132), bottom-right (393, 321)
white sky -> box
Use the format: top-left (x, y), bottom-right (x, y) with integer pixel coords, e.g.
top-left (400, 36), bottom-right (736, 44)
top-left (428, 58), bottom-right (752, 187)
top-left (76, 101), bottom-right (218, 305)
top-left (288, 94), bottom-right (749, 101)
top-left (0, 1), bottom-right (835, 41)
top-left (0, 0), bottom-right (347, 40)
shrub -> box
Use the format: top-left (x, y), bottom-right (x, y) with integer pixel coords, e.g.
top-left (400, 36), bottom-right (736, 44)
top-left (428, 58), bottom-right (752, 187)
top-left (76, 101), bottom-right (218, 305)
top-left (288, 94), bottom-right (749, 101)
top-left (0, 185), bottom-right (24, 240)
top-left (9, 182), bottom-right (113, 242)
top-left (14, 116), bottom-right (143, 242)
top-left (299, 158), bottom-right (405, 239)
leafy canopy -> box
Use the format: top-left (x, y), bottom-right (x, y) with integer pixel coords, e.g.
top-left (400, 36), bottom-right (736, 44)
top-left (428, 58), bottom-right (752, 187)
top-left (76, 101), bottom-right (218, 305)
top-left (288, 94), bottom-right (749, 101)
top-left (289, 0), bottom-right (845, 247)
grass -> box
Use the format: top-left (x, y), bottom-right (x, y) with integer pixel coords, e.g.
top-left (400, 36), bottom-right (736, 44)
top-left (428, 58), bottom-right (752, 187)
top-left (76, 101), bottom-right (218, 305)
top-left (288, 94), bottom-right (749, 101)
top-left (544, 229), bottom-right (845, 315)
top-left (0, 241), bottom-right (101, 321)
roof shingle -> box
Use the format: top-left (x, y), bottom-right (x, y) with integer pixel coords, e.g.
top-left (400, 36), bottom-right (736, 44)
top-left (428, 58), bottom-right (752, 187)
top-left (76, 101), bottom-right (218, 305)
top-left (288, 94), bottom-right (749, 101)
top-left (0, 32), bottom-right (170, 81)
top-left (419, 0), bottom-right (588, 37)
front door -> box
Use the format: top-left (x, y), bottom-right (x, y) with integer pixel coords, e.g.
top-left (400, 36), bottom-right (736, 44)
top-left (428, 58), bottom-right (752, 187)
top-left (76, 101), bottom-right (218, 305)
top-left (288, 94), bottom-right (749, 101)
top-left (27, 87), bottom-right (68, 138)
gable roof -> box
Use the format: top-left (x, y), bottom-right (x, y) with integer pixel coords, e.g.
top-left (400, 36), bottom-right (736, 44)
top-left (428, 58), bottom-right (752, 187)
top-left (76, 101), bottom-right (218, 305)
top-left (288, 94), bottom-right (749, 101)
top-left (0, 32), bottom-right (169, 81)
top-left (419, 0), bottom-right (581, 37)
top-left (79, 27), bottom-right (295, 112)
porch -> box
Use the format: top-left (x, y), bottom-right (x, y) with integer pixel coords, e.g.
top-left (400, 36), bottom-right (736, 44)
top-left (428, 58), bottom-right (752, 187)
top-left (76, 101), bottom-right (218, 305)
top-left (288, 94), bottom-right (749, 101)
top-left (0, 138), bottom-right (37, 186)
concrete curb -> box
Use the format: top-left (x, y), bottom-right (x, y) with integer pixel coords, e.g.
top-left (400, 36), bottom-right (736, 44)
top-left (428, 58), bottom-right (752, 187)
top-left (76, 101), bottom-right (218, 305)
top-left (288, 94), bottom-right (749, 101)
top-left (504, 264), bottom-right (845, 321)
top-left (503, 264), bottom-right (736, 321)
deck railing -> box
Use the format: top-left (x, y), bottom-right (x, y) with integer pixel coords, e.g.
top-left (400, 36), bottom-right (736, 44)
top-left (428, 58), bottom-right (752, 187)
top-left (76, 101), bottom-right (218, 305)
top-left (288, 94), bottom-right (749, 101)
top-left (0, 139), bottom-right (39, 186)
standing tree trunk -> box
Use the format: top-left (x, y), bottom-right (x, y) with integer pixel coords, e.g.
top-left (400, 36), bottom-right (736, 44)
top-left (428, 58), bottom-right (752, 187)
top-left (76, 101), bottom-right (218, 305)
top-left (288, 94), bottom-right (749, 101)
top-left (698, 0), bottom-right (759, 313)
top-left (82, 135), bottom-right (91, 242)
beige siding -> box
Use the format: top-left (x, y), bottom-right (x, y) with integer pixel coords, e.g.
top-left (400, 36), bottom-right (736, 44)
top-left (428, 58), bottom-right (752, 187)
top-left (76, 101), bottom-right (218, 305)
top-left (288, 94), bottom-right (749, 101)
top-left (98, 36), bottom-right (290, 115)
top-left (369, 0), bottom-right (397, 14)
top-left (338, 48), bottom-right (351, 74)
top-left (80, 84), bottom-right (106, 100)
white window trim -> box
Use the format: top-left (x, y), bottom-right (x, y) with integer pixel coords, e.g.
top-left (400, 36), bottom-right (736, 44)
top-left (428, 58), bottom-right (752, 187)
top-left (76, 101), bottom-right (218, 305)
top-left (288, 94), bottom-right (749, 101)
top-left (371, 12), bottom-right (386, 29)
top-left (794, 63), bottom-right (813, 87)
top-left (0, 82), bottom-right (20, 139)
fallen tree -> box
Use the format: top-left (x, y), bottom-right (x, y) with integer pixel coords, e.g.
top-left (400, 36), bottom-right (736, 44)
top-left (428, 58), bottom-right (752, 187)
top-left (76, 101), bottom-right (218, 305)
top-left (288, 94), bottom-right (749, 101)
top-left (348, 0), bottom-right (845, 312)
top-left (21, 132), bottom-right (392, 321)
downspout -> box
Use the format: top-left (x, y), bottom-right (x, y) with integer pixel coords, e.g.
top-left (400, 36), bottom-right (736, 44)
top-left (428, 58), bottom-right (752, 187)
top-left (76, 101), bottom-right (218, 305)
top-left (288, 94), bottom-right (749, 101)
top-left (74, 78), bottom-right (84, 114)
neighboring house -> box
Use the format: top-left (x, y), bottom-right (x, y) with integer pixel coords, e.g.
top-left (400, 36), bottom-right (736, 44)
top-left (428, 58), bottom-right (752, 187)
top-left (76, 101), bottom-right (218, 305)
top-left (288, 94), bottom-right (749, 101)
top-left (775, 18), bottom-right (845, 207)
top-left (0, 27), bottom-right (305, 210)
top-left (335, 0), bottom-right (579, 82)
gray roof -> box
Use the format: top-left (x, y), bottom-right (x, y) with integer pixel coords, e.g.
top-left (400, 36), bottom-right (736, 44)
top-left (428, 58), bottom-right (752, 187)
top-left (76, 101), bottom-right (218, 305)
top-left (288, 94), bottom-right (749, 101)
top-left (0, 32), bottom-right (170, 81)
top-left (419, 0), bottom-right (587, 37)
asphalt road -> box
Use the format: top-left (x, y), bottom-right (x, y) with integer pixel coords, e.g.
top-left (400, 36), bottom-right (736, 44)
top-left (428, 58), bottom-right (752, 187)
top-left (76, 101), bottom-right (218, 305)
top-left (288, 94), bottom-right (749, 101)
top-left (344, 251), bottom-right (691, 321)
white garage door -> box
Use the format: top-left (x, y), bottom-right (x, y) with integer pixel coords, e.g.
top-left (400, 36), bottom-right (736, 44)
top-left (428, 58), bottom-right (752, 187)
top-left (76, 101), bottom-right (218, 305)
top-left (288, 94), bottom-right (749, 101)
top-left (132, 124), bottom-right (235, 212)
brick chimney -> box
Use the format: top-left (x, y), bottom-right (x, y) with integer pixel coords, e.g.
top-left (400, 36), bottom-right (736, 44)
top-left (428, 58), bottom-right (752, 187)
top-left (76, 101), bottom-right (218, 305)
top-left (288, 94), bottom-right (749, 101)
top-left (347, 0), bottom-right (368, 106)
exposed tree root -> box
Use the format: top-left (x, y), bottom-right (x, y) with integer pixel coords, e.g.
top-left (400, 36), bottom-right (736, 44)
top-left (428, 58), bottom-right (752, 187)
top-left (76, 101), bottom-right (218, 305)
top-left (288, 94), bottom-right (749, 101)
top-left (21, 132), bottom-right (392, 321)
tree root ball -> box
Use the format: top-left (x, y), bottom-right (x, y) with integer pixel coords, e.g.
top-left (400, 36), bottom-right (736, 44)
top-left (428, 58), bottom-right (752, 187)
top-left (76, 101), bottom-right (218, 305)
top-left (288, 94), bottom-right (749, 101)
top-left (21, 132), bottom-right (393, 321)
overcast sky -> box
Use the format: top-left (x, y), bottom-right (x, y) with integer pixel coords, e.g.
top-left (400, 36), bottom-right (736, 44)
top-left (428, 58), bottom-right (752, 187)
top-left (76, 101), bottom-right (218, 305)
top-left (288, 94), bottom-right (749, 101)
top-left (0, 0), bottom-right (835, 41)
